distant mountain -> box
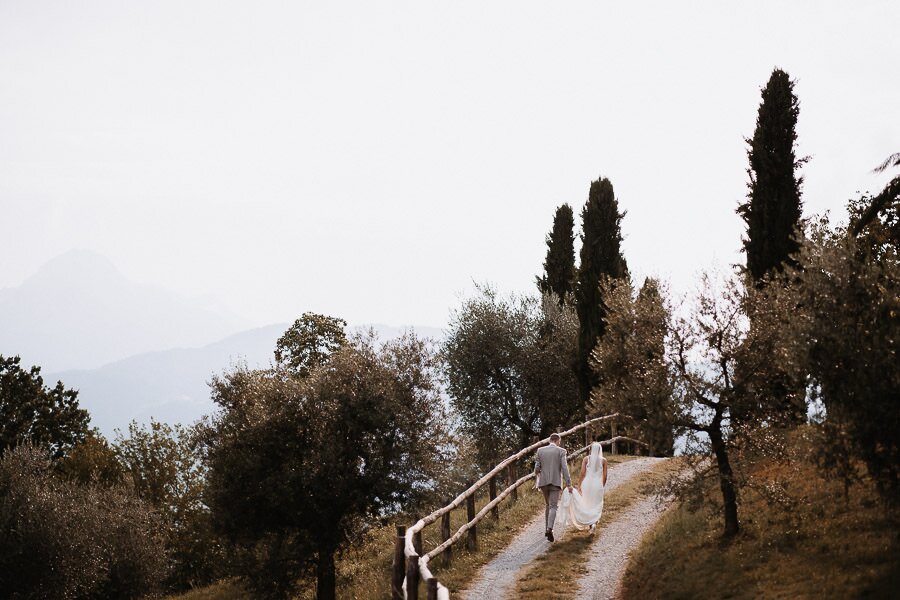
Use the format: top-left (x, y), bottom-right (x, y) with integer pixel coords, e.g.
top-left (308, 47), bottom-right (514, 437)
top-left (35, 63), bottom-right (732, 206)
top-left (49, 323), bottom-right (445, 436)
top-left (49, 323), bottom-right (286, 435)
top-left (0, 249), bottom-right (251, 371)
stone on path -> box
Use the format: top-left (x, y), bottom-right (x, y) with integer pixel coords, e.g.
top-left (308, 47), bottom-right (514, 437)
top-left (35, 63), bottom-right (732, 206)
top-left (574, 491), bottom-right (671, 600)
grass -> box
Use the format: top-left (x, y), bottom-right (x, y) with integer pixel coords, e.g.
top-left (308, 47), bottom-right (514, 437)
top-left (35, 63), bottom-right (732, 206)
top-left (165, 580), bottom-right (247, 600)
top-left (513, 457), bottom-right (684, 599)
top-left (620, 442), bottom-right (900, 599)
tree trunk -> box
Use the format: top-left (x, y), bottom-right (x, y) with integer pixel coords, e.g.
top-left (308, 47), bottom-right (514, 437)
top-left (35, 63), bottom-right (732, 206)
top-left (316, 547), bottom-right (337, 600)
top-left (709, 426), bottom-right (739, 537)
top-left (489, 473), bottom-right (499, 519)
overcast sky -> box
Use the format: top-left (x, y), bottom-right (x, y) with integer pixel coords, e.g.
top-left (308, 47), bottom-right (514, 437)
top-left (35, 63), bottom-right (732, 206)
top-left (2, 1), bottom-right (897, 328)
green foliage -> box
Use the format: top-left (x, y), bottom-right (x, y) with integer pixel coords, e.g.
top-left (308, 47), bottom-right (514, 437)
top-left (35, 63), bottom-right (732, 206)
top-left (534, 296), bottom-right (585, 434)
top-left (442, 286), bottom-right (580, 466)
top-left (204, 332), bottom-right (450, 600)
top-left (738, 68), bottom-right (806, 282)
top-left (575, 177), bottom-right (628, 403)
top-left (537, 204), bottom-right (576, 303)
top-left (116, 420), bottom-right (201, 512)
top-left (274, 313), bottom-right (348, 377)
top-left (115, 419), bottom-right (223, 590)
top-left (56, 432), bottom-right (125, 487)
top-left (0, 355), bottom-right (90, 459)
top-left (781, 213), bottom-right (900, 503)
top-left (0, 444), bottom-right (167, 599)
top-left (848, 180), bottom-right (900, 262)
top-left (590, 277), bottom-right (676, 456)
top-left (736, 68), bottom-right (808, 426)
top-left (849, 152), bottom-right (899, 240)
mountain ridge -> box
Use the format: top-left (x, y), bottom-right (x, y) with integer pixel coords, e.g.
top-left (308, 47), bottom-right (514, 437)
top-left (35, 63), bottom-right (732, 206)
top-left (1, 249), bottom-right (251, 372)
top-left (48, 322), bottom-right (444, 435)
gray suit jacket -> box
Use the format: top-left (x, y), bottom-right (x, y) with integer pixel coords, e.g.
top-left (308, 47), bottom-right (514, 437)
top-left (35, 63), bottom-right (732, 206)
top-left (534, 443), bottom-right (572, 488)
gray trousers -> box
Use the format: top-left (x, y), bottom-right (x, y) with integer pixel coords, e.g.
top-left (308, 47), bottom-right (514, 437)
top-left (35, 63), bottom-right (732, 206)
top-left (540, 484), bottom-right (561, 531)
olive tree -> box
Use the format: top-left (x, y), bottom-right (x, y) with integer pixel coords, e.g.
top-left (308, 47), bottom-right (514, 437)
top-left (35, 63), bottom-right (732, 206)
top-left (666, 272), bottom-right (804, 537)
top-left (115, 419), bottom-right (221, 589)
top-left (442, 286), bottom-right (580, 466)
top-left (204, 332), bottom-right (450, 600)
top-left (275, 313), bottom-right (348, 377)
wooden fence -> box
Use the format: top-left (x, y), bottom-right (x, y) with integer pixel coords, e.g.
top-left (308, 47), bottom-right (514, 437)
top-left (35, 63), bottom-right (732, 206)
top-left (392, 413), bottom-right (649, 599)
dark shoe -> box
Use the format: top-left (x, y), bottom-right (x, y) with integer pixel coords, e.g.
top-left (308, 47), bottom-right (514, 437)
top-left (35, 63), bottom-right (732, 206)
top-left (546, 529), bottom-right (554, 542)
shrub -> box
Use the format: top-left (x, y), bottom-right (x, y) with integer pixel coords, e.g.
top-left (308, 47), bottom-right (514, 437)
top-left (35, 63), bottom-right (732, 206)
top-left (0, 445), bottom-right (167, 599)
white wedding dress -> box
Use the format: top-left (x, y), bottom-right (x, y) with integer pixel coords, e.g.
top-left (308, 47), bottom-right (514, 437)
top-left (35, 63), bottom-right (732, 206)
top-left (558, 442), bottom-right (605, 530)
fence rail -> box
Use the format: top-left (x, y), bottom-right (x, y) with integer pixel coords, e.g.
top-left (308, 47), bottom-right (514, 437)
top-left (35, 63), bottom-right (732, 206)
top-left (393, 414), bottom-right (649, 599)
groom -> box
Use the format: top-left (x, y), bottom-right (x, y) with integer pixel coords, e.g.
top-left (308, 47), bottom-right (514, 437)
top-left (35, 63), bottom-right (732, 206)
top-left (534, 433), bottom-right (572, 542)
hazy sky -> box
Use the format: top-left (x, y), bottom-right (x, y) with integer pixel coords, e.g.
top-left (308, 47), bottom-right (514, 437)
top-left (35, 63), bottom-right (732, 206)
top-left (2, 1), bottom-right (897, 328)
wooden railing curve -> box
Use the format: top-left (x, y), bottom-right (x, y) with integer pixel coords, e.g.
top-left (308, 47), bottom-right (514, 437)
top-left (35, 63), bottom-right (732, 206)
top-left (394, 413), bottom-right (649, 599)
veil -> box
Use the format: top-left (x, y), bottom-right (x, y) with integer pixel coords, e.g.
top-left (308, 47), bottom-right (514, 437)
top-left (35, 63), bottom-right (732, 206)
top-left (587, 441), bottom-right (603, 474)
top-left (559, 442), bottom-right (605, 530)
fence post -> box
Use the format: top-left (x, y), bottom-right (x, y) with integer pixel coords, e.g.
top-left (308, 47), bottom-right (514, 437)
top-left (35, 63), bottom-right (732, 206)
top-left (585, 423), bottom-right (592, 447)
top-left (466, 490), bottom-right (477, 551)
top-left (441, 510), bottom-right (452, 566)
top-left (412, 515), bottom-right (423, 556)
top-left (611, 419), bottom-right (618, 455)
top-left (489, 471), bottom-right (499, 519)
top-left (426, 577), bottom-right (438, 600)
top-left (406, 554), bottom-right (420, 600)
top-left (508, 462), bottom-right (518, 502)
top-left (392, 525), bottom-right (406, 600)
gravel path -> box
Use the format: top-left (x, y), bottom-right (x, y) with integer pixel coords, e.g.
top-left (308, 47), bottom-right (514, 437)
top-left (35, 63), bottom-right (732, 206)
top-left (460, 457), bottom-right (665, 600)
top-left (573, 488), bottom-right (673, 600)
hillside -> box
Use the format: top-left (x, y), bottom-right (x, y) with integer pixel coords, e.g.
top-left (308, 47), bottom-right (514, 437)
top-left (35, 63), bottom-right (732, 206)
top-left (621, 432), bottom-right (900, 599)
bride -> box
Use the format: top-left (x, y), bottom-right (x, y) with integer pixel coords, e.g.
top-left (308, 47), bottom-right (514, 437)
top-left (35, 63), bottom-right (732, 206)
top-left (559, 441), bottom-right (608, 532)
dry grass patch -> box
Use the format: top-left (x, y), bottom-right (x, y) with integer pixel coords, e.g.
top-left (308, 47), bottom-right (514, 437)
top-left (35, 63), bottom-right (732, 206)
top-left (165, 580), bottom-right (247, 600)
top-left (513, 456), bottom-right (682, 600)
top-left (620, 452), bottom-right (900, 599)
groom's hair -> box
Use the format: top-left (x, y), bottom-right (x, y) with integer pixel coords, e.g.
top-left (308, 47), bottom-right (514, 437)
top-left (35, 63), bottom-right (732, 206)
top-left (550, 433), bottom-right (561, 442)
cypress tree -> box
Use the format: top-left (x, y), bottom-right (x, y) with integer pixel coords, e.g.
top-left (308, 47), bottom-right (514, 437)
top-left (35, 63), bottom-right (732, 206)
top-left (736, 68), bottom-right (807, 425)
top-left (575, 177), bottom-right (628, 404)
top-left (738, 68), bottom-right (805, 282)
top-left (537, 204), bottom-right (576, 303)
